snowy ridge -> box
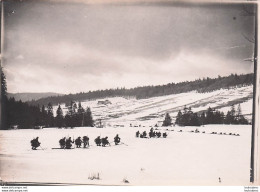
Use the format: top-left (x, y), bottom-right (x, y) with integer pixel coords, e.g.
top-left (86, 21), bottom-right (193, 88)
top-left (53, 85), bottom-right (253, 126)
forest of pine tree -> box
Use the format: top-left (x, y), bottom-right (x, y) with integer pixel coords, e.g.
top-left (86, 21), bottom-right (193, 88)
top-left (1, 67), bottom-right (94, 129)
top-left (1, 66), bottom-right (252, 130)
top-left (172, 105), bottom-right (249, 127)
top-left (28, 73), bottom-right (254, 106)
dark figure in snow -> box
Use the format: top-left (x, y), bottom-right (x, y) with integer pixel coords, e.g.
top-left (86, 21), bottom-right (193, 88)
top-left (136, 131), bottom-right (140, 137)
top-left (149, 128), bottom-right (154, 138)
top-left (142, 131), bottom-right (147, 138)
top-left (163, 132), bottom-right (167, 138)
top-left (219, 177), bottom-right (221, 183)
top-left (59, 137), bottom-right (66, 149)
top-left (157, 132), bottom-right (161, 138)
top-left (75, 137), bottom-right (82, 148)
top-left (83, 136), bottom-right (89, 148)
top-left (94, 136), bottom-right (101, 146)
top-left (31, 137), bottom-right (41, 150)
top-left (65, 137), bottom-right (74, 149)
top-left (114, 134), bottom-right (121, 145)
top-left (101, 137), bottom-right (110, 147)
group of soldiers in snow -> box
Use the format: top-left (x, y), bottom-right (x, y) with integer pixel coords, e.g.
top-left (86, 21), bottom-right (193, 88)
top-left (30, 134), bottom-right (121, 150)
top-left (136, 128), bottom-right (167, 138)
top-left (59, 136), bottom-right (90, 149)
top-left (94, 134), bottom-right (121, 147)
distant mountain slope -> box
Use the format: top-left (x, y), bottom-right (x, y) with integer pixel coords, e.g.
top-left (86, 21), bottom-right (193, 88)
top-left (53, 85), bottom-right (253, 126)
top-left (7, 92), bottom-right (64, 102)
top-left (28, 73), bottom-right (254, 106)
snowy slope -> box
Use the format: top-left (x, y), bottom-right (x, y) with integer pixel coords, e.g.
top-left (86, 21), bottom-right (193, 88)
top-left (53, 85), bottom-right (253, 126)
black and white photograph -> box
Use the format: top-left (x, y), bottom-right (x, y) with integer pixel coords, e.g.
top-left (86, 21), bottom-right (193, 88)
top-left (0, 0), bottom-right (259, 188)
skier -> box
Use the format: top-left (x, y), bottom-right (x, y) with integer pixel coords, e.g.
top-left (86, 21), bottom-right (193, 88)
top-left (219, 177), bottom-right (221, 183)
top-left (163, 132), bottom-right (167, 138)
top-left (31, 137), bottom-right (41, 150)
top-left (101, 137), bottom-right (110, 147)
top-left (142, 131), bottom-right (147, 138)
top-left (94, 136), bottom-right (101, 146)
top-left (114, 134), bottom-right (121, 145)
top-left (83, 136), bottom-right (89, 148)
top-left (157, 132), bottom-right (161, 138)
top-left (136, 131), bottom-right (140, 137)
top-left (65, 137), bottom-right (74, 149)
top-left (75, 137), bottom-right (82, 148)
top-left (59, 137), bottom-right (66, 148)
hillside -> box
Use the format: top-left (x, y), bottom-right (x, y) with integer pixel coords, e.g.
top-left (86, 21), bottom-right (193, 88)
top-left (28, 73), bottom-right (254, 106)
top-left (53, 85), bottom-right (253, 126)
top-left (7, 92), bottom-right (63, 102)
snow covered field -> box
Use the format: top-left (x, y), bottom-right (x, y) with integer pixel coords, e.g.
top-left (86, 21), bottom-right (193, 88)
top-left (0, 125), bottom-right (252, 185)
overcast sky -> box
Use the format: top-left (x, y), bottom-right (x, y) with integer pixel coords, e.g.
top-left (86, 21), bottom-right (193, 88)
top-left (2, 0), bottom-right (255, 94)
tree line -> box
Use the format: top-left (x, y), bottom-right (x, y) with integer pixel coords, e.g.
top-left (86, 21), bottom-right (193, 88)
top-left (55, 101), bottom-right (94, 128)
top-left (1, 66), bottom-right (94, 129)
top-left (162, 105), bottom-right (249, 127)
top-left (28, 73), bottom-right (254, 106)
top-left (3, 98), bottom-right (94, 129)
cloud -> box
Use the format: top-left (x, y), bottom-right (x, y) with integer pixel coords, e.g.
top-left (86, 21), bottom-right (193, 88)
top-left (3, 1), bottom-right (255, 93)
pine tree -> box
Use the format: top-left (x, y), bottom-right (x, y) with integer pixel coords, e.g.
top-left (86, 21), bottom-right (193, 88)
top-left (200, 112), bottom-right (206, 125)
top-left (182, 106), bottom-right (191, 126)
top-left (46, 102), bottom-right (54, 127)
top-left (56, 105), bottom-right (64, 128)
top-left (77, 102), bottom-right (85, 126)
top-left (47, 102), bottom-right (53, 116)
top-left (230, 105), bottom-right (236, 122)
top-left (67, 101), bottom-right (75, 116)
top-left (40, 105), bottom-right (48, 126)
top-left (162, 113), bottom-right (172, 126)
top-left (83, 107), bottom-right (94, 127)
top-left (1, 66), bottom-right (7, 99)
top-left (175, 110), bottom-right (183, 126)
top-left (77, 102), bottom-right (85, 114)
top-left (1, 66), bottom-right (8, 129)
top-left (66, 101), bottom-right (79, 128)
top-left (225, 111), bottom-right (233, 124)
top-left (72, 102), bottom-right (77, 114)
top-left (236, 104), bottom-right (249, 124)
top-left (237, 104), bottom-right (242, 120)
top-left (205, 107), bottom-right (214, 124)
